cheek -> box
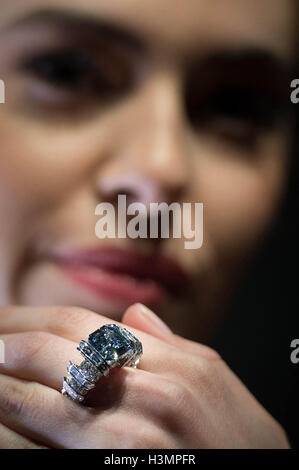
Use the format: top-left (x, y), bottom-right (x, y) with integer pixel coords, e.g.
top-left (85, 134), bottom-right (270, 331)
top-left (194, 142), bottom-right (288, 255)
top-left (0, 114), bottom-right (108, 211)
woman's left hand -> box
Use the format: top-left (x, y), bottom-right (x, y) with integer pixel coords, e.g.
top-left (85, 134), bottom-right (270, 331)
top-left (0, 303), bottom-right (290, 448)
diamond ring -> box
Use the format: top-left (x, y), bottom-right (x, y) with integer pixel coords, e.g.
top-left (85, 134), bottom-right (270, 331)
top-left (61, 324), bottom-right (143, 404)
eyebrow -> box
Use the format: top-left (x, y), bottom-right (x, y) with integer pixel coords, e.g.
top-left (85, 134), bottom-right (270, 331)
top-left (211, 47), bottom-right (291, 67)
top-left (5, 8), bottom-right (145, 51)
top-left (3, 8), bottom-right (295, 75)
top-left (191, 48), bottom-right (293, 82)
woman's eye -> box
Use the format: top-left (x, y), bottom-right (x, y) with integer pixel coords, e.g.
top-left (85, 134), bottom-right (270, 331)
top-left (184, 53), bottom-right (289, 148)
top-left (25, 51), bottom-right (97, 90)
top-left (20, 48), bottom-right (134, 109)
top-left (186, 84), bottom-right (284, 147)
top-left (205, 87), bottom-right (273, 125)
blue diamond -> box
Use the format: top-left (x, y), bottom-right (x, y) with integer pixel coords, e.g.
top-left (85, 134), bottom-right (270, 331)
top-left (88, 324), bottom-right (134, 364)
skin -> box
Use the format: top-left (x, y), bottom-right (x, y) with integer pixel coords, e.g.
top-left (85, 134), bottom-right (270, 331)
top-left (0, 0), bottom-right (296, 448)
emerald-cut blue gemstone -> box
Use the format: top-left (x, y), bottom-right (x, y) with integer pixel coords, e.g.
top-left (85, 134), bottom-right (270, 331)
top-left (88, 324), bottom-right (134, 364)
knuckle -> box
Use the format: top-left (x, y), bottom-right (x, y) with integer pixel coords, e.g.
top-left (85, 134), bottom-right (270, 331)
top-left (161, 380), bottom-right (190, 406)
top-left (53, 306), bottom-right (92, 332)
top-left (174, 335), bottom-right (222, 361)
top-left (62, 397), bottom-right (91, 427)
top-left (0, 379), bottom-right (38, 417)
top-left (203, 345), bottom-right (222, 361)
top-left (10, 331), bottom-right (53, 365)
top-left (143, 377), bottom-right (194, 416)
top-left (147, 380), bottom-right (198, 439)
top-left (187, 355), bottom-right (221, 390)
top-left (133, 428), bottom-right (171, 449)
top-left (112, 419), bottom-right (170, 449)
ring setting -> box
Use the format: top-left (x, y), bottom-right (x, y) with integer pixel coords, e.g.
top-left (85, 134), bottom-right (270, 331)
top-left (61, 324), bottom-right (143, 404)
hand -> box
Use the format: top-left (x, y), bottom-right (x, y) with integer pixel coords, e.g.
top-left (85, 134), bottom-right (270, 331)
top-left (0, 304), bottom-right (290, 448)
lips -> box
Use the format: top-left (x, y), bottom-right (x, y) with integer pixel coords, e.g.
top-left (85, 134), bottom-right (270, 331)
top-left (51, 247), bottom-right (188, 307)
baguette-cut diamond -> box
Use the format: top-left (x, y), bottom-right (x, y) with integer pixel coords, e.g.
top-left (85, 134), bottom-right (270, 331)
top-left (68, 361), bottom-right (98, 388)
top-left (79, 360), bottom-right (101, 382)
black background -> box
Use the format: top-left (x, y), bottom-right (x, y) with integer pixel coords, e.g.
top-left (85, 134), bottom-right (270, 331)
top-left (210, 100), bottom-right (299, 448)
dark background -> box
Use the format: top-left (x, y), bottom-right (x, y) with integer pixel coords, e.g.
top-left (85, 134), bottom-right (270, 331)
top-left (210, 99), bottom-right (299, 447)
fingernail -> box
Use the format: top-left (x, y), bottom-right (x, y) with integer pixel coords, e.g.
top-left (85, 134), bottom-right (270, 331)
top-left (137, 304), bottom-right (172, 335)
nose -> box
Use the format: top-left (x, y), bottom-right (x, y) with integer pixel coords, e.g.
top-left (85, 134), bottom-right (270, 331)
top-left (98, 172), bottom-right (172, 210)
top-left (94, 69), bottom-right (191, 209)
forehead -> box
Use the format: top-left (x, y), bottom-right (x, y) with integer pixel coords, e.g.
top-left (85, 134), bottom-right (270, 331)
top-left (0, 0), bottom-right (296, 59)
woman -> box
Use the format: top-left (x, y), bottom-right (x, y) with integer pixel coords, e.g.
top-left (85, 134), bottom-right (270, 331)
top-left (0, 0), bottom-right (297, 448)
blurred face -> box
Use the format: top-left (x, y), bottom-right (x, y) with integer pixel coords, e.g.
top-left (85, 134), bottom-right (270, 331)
top-left (0, 0), bottom-right (296, 339)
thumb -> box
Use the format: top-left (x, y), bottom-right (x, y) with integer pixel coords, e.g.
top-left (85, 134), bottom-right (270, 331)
top-left (122, 303), bottom-right (220, 360)
top-left (122, 303), bottom-right (174, 343)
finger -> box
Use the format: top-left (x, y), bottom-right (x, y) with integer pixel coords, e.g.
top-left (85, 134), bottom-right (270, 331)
top-left (0, 330), bottom-right (171, 416)
top-left (0, 306), bottom-right (216, 387)
top-left (0, 305), bottom-right (165, 352)
top-left (0, 422), bottom-right (47, 449)
top-left (0, 332), bottom-right (81, 391)
top-left (0, 370), bottom-right (176, 449)
top-left (0, 373), bottom-right (93, 448)
top-left (123, 304), bottom-right (221, 361)
top-left (0, 307), bottom-right (193, 375)
top-left (0, 328), bottom-right (190, 392)
top-left (0, 306), bottom-right (106, 342)
top-left (122, 303), bottom-right (175, 343)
